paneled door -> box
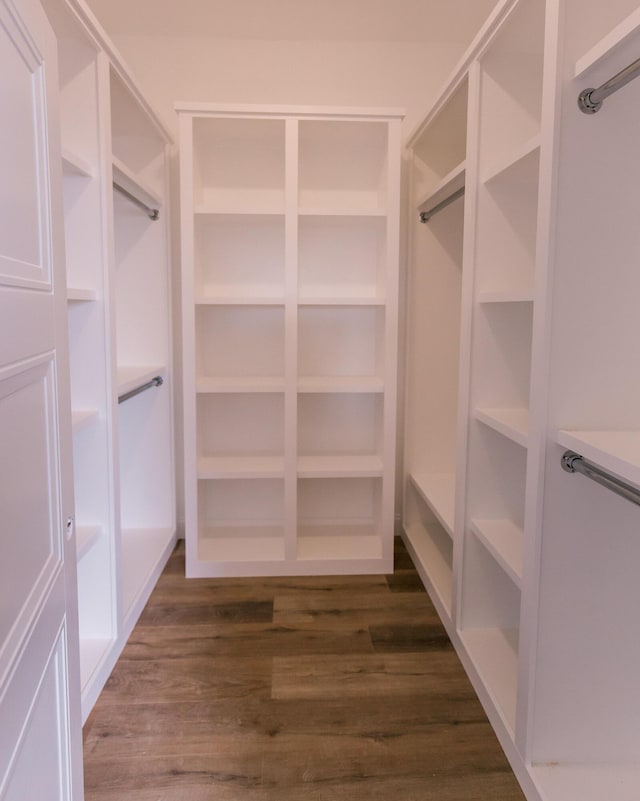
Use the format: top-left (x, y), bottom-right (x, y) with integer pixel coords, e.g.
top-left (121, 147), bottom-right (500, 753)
top-left (0, 0), bottom-right (84, 798)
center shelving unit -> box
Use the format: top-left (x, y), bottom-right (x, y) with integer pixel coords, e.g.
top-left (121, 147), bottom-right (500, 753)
top-left (178, 104), bottom-right (402, 577)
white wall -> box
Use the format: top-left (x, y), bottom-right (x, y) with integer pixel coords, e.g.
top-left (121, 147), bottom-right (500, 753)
top-left (108, 33), bottom-right (477, 532)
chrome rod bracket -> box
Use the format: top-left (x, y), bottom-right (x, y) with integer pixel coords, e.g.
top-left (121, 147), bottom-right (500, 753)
top-left (118, 375), bottom-right (163, 404)
top-left (577, 88), bottom-right (602, 114)
top-left (560, 449), bottom-right (640, 508)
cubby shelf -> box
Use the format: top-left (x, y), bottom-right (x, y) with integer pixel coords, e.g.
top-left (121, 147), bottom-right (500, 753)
top-left (475, 407), bottom-right (529, 448)
top-left (409, 472), bottom-right (455, 536)
top-left (67, 287), bottom-right (98, 302)
top-left (195, 294), bottom-right (285, 306)
top-left (574, 6), bottom-right (640, 77)
top-left (469, 518), bottom-right (523, 588)
top-left (194, 205), bottom-right (285, 217)
top-left (477, 289), bottom-right (534, 304)
top-left (403, 520), bottom-right (453, 618)
top-left (461, 626), bottom-right (519, 734)
top-left (297, 454), bottom-right (383, 478)
top-left (298, 296), bottom-right (385, 306)
top-left (482, 135), bottom-right (540, 185)
top-left (298, 376), bottom-right (384, 393)
top-left (297, 533), bottom-right (382, 561)
top-left (197, 455), bottom-right (285, 479)
top-left (197, 376), bottom-right (285, 393)
top-left (62, 148), bottom-right (93, 178)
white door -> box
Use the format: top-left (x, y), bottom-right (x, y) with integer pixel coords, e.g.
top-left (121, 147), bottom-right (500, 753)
top-left (0, 0), bottom-right (84, 798)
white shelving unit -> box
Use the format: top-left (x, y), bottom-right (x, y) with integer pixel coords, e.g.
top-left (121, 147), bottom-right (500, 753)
top-left (43, 0), bottom-right (176, 722)
top-left (179, 104), bottom-right (402, 577)
top-left (402, 1), bottom-right (640, 800)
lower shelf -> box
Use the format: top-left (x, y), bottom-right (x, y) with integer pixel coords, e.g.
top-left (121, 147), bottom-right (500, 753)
top-left (198, 527), bottom-right (285, 563)
top-left (121, 527), bottom-right (175, 617)
top-left (403, 521), bottom-right (453, 619)
top-left (460, 626), bottom-right (519, 734)
top-left (297, 526), bottom-right (381, 561)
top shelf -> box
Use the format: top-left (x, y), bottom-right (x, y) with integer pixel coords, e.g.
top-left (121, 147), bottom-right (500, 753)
top-left (575, 7), bottom-right (640, 78)
top-left (416, 161), bottom-right (465, 218)
top-left (556, 429), bottom-right (640, 490)
top-left (112, 157), bottom-right (163, 210)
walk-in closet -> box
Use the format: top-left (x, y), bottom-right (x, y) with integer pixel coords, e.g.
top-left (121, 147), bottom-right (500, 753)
top-left (2, 0), bottom-right (640, 799)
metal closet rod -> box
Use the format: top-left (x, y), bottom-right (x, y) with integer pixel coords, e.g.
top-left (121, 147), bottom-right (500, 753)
top-left (118, 375), bottom-right (163, 405)
top-left (561, 450), bottom-right (640, 507)
top-left (419, 186), bottom-right (465, 223)
top-left (578, 55), bottom-right (640, 113)
top-left (113, 181), bottom-right (160, 220)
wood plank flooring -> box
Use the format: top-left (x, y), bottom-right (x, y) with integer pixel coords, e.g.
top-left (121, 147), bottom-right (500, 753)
top-left (83, 538), bottom-right (526, 801)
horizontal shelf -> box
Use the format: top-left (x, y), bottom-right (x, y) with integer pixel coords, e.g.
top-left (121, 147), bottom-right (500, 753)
top-left (198, 529), bottom-right (285, 563)
top-left (121, 527), bottom-right (175, 617)
top-left (556, 429), bottom-right (640, 490)
top-left (72, 408), bottom-right (99, 433)
top-left (112, 156), bottom-right (162, 209)
top-left (477, 288), bottom-right (534, 304)
top-left (67, 286), bottom-right (98, 302)
top-left (298, 375), bottom-right (384, 394)
top-left (79, 637), bottom-right (113, 692)
top-left (194, 205), bottom-right (284, 217)
top-left (416, 160), bottom-right (465, 215)
top-left (298, 454), bottom-right (383, 478)
top-left (481, 134), bottom-right (541, 185)
top-left (297, 530), bottom-right (382, 561)
top-left (460, 627), bottom-right (518, 734)
top-left (403, 521), bottom-right (453, 618)
top-left (298, 207), bottom-right (386, 218)
top-left (575, 7), bottom-right (640, 78)
top-left (198, 455), bottom-right (285, 479)
top-left (62, 148), bottom-right (93, 178)
top-left (469, 519), bottom-right (523, 589)
top-left (408, 472), bottom-right (455, 537)
top-left (76, 525), bottom-right (101, 561)
top-left (298, 295), bottom-right (386, 307)
top-left (117, 365), bottom-right (165, 397)
top-left (475, 408), bottom-right (529, 448)
top-left (197, 376), bottom-right (285, 394)
top-left (195, 294), bottom-right (285, 306)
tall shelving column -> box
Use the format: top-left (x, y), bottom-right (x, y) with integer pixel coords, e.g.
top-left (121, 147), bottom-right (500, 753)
top-left (46, 0), bottom-right (117, 720)
top-left (529, 5), bottom-right (640, 800)
top-left (402, 76), bottom-right (469, 627)
top-left (459, 0), bottom-right (546, 741)
top-left (178, 105), bottom-right (402, 577)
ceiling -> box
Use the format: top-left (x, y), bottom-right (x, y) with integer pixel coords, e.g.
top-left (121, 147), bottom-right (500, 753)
top-left (85, 0), bottom-right (499, 43)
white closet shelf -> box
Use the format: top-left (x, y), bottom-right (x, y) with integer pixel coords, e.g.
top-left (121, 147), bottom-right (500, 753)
top-left (72, 408), bottom-right (99, 433)
top-left (476, 408), bottom-right (529, 448)
top-left (460, 627), bottom-right (518, 734)
top-left (194, 204), bottom-right (285, 217)
top-left (409, 472), bottom-right (455, 536)
top-left (469, 519), bottom-right (523, 589)
top-left (76, 525), bottom-right (101, 561)
top-left (477, 288), bottom-right (535, 304)
top-left (298, 207), bottom-right (386, 218)
top-left (197, 532), bottom-right (285, 565)
top-left (112, 156), bottom-right (162, 209)
top-left (298, 375), bottom-right (384, 393)
top-left (481, 134), bottom-right (541, 185)
top-left (62, 148), bottom-right (93, 178)
top-left (416, 160), bottom-right (465, 215)
top-left (121, 527), bottom-right (176, 618)
top-left (297, 454), bottom-right (383, 478)
top-left (298, 295), bottom-right (386, 307)
top-left (556, 429), bottom-right (640, 490)
top-left (198, 455), bottom-right (285, 479)
top-left (195, 293), bottom-right (285, 306)
top-left (197, 376), bottom-right (285, 394)
top-left (117, 365), bottom-right (165, 397)
top-left (403, 521), bottom-right (453, 618)
top-left (67, 287), bottom-right (98, 302)
top-left (575, 7), bottom-right (640, 77)
top-left (297, 531), bottom-right (382, 561)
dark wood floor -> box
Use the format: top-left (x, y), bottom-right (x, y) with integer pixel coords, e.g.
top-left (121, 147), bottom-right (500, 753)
top-left (83, 538), bottom-right (526, 800)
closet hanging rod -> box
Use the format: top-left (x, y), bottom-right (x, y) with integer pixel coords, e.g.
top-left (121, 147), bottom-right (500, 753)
top-left (578, 55), bottom-right (640, 113)
top-left (118, 375), bottom-right (163, 405)
top-left (113, 181), bottom-right (160, 220)
top-left (561, 450), bottom-right (640, 507)
top-left (419, 186), bottom-right (465, 223)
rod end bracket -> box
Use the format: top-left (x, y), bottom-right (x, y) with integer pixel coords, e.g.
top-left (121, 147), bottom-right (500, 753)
top-left (561, 450), bottom-right (581, 473)
top-left (578, 88), bottom-right (602, 114)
